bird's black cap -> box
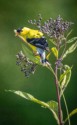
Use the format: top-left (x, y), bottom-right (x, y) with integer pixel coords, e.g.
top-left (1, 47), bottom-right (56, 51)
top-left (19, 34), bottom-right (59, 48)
top-left (17, 28), bottom-right (22, 33)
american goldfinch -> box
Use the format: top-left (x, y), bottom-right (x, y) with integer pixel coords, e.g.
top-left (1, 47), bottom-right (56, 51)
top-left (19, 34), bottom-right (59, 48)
top-left (14, 27), bottom-right (50, 65)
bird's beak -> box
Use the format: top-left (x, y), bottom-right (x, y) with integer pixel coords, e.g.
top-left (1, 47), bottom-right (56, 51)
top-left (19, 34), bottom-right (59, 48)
top-left (14, 29), bottom-right (19, 36)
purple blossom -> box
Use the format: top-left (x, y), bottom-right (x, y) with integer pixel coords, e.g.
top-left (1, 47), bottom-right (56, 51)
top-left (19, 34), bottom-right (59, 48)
top-left (28, 15), bottom-right (73, 39)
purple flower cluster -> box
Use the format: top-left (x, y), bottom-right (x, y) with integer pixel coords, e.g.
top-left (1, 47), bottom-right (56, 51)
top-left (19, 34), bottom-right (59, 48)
top-left (28, 15), bottom-right (73, 39)
top-left (16, 51), bottom-right (37, 77)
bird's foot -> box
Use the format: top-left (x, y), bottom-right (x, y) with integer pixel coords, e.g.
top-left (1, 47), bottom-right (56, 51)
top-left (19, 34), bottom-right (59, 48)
top-left (33, 51), bottom-right (39, 56)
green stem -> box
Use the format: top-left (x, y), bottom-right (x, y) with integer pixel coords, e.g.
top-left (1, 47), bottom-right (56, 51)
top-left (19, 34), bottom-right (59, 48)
top-left (62, 94), bottom-right (71, 125)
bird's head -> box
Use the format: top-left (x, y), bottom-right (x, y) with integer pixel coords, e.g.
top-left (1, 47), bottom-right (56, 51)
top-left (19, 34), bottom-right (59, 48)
top-left (14, 28), bottom-right (22, 36)
top-left (14, 27), bottom-right (30, 36)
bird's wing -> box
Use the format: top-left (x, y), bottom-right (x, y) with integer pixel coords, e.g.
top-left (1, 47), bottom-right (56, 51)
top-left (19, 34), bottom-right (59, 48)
top-left (27, 38), bottom-right (49, 51)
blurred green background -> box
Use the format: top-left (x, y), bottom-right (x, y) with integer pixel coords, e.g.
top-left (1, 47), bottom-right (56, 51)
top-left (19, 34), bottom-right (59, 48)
top-left (0, 0), bottom-right (77, 125)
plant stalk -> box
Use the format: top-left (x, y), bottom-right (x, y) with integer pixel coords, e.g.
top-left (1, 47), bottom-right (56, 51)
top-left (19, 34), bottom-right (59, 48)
top-left (55, 63), bottom-right (63, 125)
top-left (55, 41), bottom-right (63, 125)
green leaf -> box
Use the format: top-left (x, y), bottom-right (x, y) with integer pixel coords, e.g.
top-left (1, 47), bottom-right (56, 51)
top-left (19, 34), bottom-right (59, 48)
top-left (60, 65), bottom-right (72, 96)
top-left (51, 47), bottom-right (58, 59)
top-left (66, 30), bottom-right (73, 38)
top-left (60, 65), bottom-right (72, 82)
top-left (6, 90), bottom-right (59, 124)
top-left (62, 41), bottom-right (77, 59)
top-left (66, 37), bottom-right (77, 43)
top-left (49, 39), bottom-right (57, 46)
top-left (59, 65), bottom-right (72, 124)
top-left (47, 100), bottom-right (59, 124)
top-left (6, 90), bottom-right (49, 107)
top-left (47, 101), bottom-right (58, 115)
top-left (64, 108), bottom-right (77, 124)
top-left (22, 43), bottom-right (40, 64)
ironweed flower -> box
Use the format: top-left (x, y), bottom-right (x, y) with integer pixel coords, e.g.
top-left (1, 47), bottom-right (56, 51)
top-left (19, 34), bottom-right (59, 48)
top-left (16, 51), bottom-right (37, 77)
top-left (28, 15), bottom-right (73, 39)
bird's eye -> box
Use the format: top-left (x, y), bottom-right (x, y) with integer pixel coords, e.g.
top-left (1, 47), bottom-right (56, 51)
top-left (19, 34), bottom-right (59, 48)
top-left (17, 28), bottom-right (22, 33)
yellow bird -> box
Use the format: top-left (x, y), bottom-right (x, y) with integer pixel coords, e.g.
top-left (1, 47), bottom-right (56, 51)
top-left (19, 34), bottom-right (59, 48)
top-left (14, 27), bottom-right (50, 64)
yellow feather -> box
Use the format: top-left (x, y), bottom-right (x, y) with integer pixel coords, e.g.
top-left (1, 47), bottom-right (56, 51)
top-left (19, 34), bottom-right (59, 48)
top-left (14, 27), bottom-right (43, 51)
top-left (20, 27), bottom-right (43, 38)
